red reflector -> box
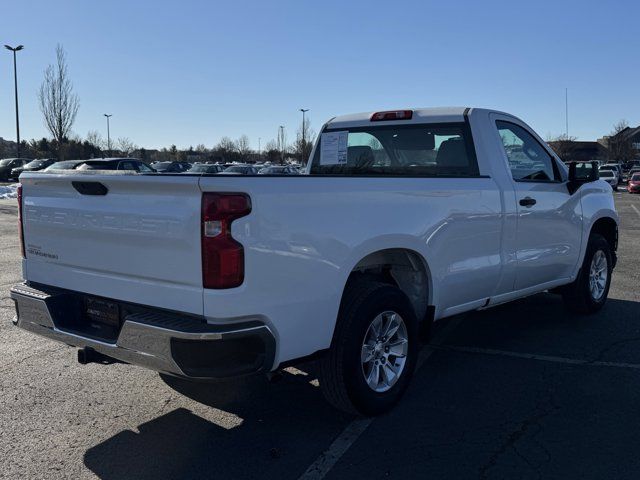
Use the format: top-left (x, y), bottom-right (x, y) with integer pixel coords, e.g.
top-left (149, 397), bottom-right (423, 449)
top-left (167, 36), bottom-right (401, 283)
top-left (17, 184), bottom-right (25, 258)
top-left (370, 110), bottom-right (413, 121)
top-left (202, 193), bottom-right (251, 289)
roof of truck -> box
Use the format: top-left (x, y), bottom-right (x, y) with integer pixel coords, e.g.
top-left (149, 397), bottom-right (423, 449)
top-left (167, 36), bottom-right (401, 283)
top-left (326, 107), bottom-right (508, 129)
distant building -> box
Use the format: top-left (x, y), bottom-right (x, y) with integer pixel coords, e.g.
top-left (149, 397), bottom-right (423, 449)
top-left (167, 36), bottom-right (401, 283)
top-left (598, 125), bottom-right (640, 161)
top-left (547, 140), bottom-right (609, 163)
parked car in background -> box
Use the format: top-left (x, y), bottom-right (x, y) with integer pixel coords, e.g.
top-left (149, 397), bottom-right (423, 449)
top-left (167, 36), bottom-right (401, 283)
top-left (43, 160), bottom-right (86, 172)
top-left (599, 165), bottom-right (619, 182)
top-left (604, 163), bottom-right (623, 183)
top-left (258, 165), bottom-right (300, 175)
top-left (627, 167), bottom-right (640, 178)
top-left (0, 158), bottom-right (31, 181)
top-left (9, 158), bottom-right (56, 181)
top-left (183, 163), bottom-right (225, 174)
top-left (598, 168), bottom-right (618, 190)
top-left (219, 164), bottom-right (260, 175)
top-left (628, 173), bottom-right (640, 193)
top-left (76, 158), bottom-right (155, 172)
top-left (150, 161), bottom-right (192, 173)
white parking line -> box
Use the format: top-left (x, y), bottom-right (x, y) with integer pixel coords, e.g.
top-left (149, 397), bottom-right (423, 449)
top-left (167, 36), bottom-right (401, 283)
top-left (298, 316), bottom-right (463, 480)
top-left (631, 204), bottom-right (640, 219)
top-left (438, 344), bottom-right (640, 370)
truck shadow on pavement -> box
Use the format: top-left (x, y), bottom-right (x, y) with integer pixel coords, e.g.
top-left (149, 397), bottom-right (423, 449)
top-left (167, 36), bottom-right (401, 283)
top-left (84, 294), bottom-right (640, 479)
top-left (84, 364), bottom-right (352, 480)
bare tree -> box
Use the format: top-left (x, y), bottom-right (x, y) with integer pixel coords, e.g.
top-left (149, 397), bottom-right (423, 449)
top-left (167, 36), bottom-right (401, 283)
top-left (235, 135), bottom-right (252, 159)
top-left (613, 119), bottom-right (629, 133)
top-left (608, 120), bottom-right (635, 162)
top-left (38, 45), bottom-right (80, 158)
top-left (117, 137), bottom-right (137, 156)
top-left (85, 130), bottom-right (104, 150)
top-left (262, 139), bottom-right (279, 162)
top-left (277, 127), bottom-right (287, 164)
top-left (546, 133), bottom-right (577, 162)
top-left (293, 116), bottom-right (316, 165)
top-left (211, 136), bottom-right (237, 161)
top-left (215, 136), bottom-right (235, 153)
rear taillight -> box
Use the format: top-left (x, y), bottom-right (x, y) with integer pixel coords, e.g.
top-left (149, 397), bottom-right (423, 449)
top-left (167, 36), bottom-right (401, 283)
top-left (201, 193), bottom-right (251, 289)
top-left (17, 184), bottom-right (25, 258)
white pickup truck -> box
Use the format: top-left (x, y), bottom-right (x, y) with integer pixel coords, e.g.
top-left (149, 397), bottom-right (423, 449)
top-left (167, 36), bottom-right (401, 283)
top-left (11, 107), bottom-right (618, 415)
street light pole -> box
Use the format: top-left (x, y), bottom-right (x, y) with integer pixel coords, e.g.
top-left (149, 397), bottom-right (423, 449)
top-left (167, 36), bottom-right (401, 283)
top-left (5, 45), bottom-right (24, 158)
top-left (104, 114), bottom-right (113, 157)
top-left (299, 108), bottom-right (309, 164)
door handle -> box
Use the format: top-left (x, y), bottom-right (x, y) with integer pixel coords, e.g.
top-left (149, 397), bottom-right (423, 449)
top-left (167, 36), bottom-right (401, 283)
top-left (519, 197), bottom-right (537, 207)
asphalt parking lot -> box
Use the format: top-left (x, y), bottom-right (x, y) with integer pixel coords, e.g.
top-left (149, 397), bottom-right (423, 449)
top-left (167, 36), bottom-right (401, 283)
top-left (1, 190), bottom-right (639, 479)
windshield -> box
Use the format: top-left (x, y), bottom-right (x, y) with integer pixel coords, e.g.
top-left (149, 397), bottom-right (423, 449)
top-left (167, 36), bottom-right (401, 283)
top-left (631, 174), bottom-right (640, 181)
top-left (77, 162), bottom-right (117, 170)
top-left (310, 123), bottom-right (478, 176)
top-left (25, 160), bottom-right (45, 168)
top-left (224, 166), bottom-right (247, 173)
top-left (261, 167), bottom-right (286, 174)
top-left (46, 161), bottom-right (78, 170)
top-left (599, 171), bottom-right (613, 177)
top-left (189, 164), bottom-right (213, 172)
top-left (0, 159), bottom-right (14, 166)
top-left (152, 162), bottom-right (172, 171)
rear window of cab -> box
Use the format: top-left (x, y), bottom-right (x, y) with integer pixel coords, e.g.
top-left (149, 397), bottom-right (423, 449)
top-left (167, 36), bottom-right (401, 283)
top-left (310, 123), bottom-right (479, 177)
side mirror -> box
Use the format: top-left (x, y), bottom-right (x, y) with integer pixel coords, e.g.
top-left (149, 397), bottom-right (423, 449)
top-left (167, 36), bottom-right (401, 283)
top-left (568, 161), bottom-right (599, 194)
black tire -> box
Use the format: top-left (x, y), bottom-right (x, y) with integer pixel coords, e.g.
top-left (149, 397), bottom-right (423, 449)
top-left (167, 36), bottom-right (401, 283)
top-left (561, 234), bottom-right (612, 314)
top-left (319, 280), bottom-right (419, 416)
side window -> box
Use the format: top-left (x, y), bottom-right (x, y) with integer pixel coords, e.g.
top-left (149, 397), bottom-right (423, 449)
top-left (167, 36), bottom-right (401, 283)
top-left (496, 121), bottom-right (558, 182)
top-left (136, 163), bottom-right (153, 172)
top-left (119, 161), bottom-right (136, 170)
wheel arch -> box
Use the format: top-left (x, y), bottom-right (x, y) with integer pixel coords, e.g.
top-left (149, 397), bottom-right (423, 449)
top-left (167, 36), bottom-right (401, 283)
top-left (590, 216), bottom-right (618, 252)
top-left (341, 247), bottom-right (433, 323)
top-left (590, 216), bottom-right (618, 267)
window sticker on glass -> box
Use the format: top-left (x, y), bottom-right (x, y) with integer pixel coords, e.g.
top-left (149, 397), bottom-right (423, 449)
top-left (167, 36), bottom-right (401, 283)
top-left (320, 131), bottom-right (348, 165)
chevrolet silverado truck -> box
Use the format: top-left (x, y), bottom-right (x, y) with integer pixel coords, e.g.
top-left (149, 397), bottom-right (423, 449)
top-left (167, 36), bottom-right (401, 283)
top-left (11, 107), bottom-right (618, 415)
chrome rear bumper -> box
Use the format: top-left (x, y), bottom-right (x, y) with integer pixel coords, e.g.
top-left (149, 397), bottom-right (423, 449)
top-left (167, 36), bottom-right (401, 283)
top-left (10, 283), bottom-right (275, 380)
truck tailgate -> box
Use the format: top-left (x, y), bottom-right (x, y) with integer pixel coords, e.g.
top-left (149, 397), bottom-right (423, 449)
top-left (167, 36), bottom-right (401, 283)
top-left (20, 173), bottom-right (203, 315)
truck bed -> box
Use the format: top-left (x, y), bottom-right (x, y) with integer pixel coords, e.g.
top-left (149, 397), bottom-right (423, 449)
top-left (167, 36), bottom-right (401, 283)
top-left (19, 170), bottom-right (503, 364)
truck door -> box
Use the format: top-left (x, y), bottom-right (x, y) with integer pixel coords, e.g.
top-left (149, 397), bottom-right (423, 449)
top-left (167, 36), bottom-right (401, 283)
top-left (490, 114), bottom-right (582, 290)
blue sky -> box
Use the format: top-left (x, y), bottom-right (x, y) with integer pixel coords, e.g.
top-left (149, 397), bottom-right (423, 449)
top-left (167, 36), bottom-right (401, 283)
top-left (0, 0), bottom-right (638, 150)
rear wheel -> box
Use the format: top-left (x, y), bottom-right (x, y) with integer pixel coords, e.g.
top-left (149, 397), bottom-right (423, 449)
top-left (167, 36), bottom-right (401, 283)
top-left (319, 281), bottom-right (419, 416)
top-left (561, 234), bottom-right (612, 313)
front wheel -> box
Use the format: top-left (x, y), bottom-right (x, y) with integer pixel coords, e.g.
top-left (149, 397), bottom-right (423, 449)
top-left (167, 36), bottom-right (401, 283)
top-left (561, 234), bottom-right (612, 313)
top-left (319, 281), bottom-right (419, 416)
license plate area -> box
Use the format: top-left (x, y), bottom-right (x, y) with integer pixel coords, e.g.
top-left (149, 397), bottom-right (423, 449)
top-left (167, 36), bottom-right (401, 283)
top-left (83, 297), bottom-right (121, 340)
top-left (47, 293), bottom-right (123, 343)
top-left (85, 297), bottom-right (119, 326)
